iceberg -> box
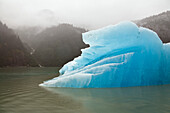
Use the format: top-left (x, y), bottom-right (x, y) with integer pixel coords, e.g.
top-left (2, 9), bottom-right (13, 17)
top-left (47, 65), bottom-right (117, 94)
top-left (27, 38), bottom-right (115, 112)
top-left (40, 21), bottom-right (170, 88)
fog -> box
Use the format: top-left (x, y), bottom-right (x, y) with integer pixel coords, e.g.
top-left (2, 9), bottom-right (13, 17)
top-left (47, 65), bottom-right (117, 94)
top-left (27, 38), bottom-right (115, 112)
top-left (0, 0), bottom-right (170, 29)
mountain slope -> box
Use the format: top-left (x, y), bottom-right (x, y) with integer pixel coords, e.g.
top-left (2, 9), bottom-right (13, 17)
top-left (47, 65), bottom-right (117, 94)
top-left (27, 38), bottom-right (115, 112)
top-left (32, 24), bottom-right (88, 66)
top-left (0, 21), bottom-right (38, 67)
top-left (136, 11), bottom-right (170, 43)
top-left (15, 26), bottom-right (43, 49)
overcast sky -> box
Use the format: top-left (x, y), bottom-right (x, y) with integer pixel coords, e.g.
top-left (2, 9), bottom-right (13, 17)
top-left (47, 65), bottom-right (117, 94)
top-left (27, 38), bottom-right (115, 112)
top-left (0, 0), bottom-right (170, 29)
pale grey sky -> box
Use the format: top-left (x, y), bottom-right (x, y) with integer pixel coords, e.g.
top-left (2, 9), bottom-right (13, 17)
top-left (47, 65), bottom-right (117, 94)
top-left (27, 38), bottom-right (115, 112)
top-left (0, 0), bottom-right (170, 29)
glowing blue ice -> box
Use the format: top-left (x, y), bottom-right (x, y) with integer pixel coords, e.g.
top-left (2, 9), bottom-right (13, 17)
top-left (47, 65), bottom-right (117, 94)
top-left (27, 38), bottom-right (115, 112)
top-left (40, 21), bottom-right (170, 88)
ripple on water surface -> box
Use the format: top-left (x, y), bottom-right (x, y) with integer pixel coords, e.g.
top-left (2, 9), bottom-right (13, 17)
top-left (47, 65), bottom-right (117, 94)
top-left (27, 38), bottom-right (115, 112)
top-left (0, 67), bottom-right (170, 113)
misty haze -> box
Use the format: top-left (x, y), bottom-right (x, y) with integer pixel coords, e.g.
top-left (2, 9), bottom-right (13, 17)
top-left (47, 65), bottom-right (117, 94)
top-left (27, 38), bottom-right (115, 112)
top-left (0, 0), bottom-right (170, 113)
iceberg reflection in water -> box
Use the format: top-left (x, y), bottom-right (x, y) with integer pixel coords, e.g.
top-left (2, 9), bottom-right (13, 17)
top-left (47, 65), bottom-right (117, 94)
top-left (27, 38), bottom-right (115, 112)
top-left (43, 85), bottom-right (170, 113)
top-left (40, 21), bottom-right (170, 88)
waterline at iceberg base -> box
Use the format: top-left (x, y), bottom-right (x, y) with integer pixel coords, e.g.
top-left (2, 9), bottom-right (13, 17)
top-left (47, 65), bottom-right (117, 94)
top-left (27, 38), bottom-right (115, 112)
top-left (40, 21), bottom-right (170, 88)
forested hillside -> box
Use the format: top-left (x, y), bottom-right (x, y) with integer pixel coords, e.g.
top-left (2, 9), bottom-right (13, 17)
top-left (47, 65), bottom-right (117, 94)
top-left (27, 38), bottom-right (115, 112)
top-left (0, 21), bottom-right (37, 67)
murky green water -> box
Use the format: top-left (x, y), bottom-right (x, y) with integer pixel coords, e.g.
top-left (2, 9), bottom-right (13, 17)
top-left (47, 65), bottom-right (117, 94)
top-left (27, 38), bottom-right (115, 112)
top-left (0, 67), bottom-right (170, 113)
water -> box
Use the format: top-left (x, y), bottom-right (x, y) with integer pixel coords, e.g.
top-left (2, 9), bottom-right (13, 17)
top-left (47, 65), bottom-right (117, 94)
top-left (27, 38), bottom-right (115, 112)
top-left (0, 67), bottom-right (170, 113)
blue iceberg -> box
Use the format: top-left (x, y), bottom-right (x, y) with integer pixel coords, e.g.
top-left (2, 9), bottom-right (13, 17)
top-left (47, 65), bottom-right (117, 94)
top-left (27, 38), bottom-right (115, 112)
top-left (40, 21), bottom-right (170, 88)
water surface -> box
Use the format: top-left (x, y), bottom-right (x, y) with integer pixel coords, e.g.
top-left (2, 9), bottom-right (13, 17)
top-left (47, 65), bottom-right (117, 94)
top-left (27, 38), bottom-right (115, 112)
top-left (0, 67), bottom-right (170, 113)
